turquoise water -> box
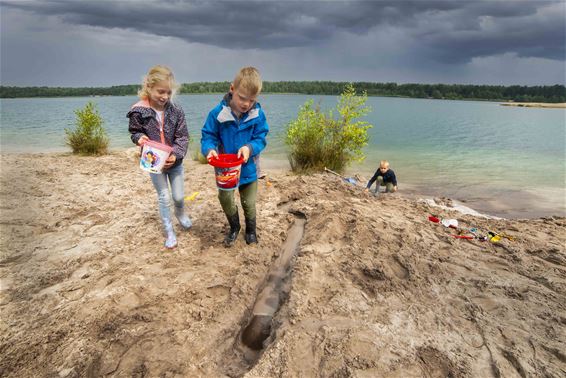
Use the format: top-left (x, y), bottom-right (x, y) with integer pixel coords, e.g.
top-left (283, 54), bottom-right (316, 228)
top-left (1, 94), bottom-right (564, 218)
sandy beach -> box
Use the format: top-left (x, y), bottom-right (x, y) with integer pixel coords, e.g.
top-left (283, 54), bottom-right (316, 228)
top-left (1, 150), bottom-right (565, 377)
top-left (500, 102), bottom-right (566, 108)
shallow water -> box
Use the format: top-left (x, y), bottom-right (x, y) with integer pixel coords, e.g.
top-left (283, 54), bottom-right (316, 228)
top-left (1, 94), bottom-right (564, 218)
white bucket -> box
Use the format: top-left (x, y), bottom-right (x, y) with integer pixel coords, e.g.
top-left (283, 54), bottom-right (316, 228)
top-left (139, 140), bottom-right (173, 174)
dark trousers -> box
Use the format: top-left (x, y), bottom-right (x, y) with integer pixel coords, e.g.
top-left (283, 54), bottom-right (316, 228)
top-left (218, 180), bottom-right (257, 219)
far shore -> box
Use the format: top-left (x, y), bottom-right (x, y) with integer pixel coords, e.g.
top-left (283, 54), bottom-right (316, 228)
top-left (500, 102), bottom-right (566, 108)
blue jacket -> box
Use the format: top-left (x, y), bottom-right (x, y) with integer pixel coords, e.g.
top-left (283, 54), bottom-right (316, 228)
top-left (201, 94), bottom-right (269, 186)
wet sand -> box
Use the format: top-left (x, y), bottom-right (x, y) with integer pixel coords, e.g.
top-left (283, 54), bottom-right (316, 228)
top-left (1, 151), bottom-right (565, 377)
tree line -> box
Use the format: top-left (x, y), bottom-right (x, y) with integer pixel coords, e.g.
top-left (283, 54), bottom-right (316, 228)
top-left (1, 82), bottom-right (565, 102)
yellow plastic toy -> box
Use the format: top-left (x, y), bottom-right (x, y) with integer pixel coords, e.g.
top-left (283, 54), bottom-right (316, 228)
top-left (185, 191), bottom-right (199, 201)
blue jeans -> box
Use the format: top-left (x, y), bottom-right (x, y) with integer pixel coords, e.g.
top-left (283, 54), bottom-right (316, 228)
top-left (150, 163), bottom-right (185, 222)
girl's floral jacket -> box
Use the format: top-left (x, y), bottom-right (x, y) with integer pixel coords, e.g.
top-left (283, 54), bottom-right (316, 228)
top-left (127, 99), bottom-right (189, 168)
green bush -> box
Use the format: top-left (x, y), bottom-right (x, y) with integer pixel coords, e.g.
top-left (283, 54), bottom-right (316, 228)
top-left (65, 102), bottom-right (109, 155)
top-left (285, 84), bottom-right (373, 173)
top-left (189, 140), bottom-right (208, 164)
top-left (192, 149), bottom-right (208, 164)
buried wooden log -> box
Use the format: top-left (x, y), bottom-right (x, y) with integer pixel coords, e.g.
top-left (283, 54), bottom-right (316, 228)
top-left (241, 217), bottom-right (306, 350)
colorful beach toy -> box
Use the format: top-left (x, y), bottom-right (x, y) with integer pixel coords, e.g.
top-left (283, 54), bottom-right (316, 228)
top-left (139, 140), bottom-right (172, 174)
top-left (208, 154), bottom-right (244, 191)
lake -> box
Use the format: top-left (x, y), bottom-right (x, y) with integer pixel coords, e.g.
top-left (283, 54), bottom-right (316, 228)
top-left (1, 94), bottom-right (564, 218)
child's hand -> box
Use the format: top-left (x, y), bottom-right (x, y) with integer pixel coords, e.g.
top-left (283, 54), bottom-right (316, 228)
top-left (164, 154), bottom-right (176, 169)
top-left (206, 150), bottom-right (218, 160)
top-left (238, 145), bottom-right (250, 163)
top-left (137, 135), bottom-right (149, 146)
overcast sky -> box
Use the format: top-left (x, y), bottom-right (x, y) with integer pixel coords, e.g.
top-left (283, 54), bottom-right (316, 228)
top-left (1, 0), bottom-right (565, 87)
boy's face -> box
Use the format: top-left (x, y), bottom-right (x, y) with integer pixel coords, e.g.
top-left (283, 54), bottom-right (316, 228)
top-left (230, 84), bottom-right (257, 115)
top-left (379, 165), bottom-right (389, 173)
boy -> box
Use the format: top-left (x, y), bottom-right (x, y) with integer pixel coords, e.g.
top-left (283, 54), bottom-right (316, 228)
top-left (201, 67), bottom-right (269, 247)
top-left (364, 160), bottom-right (398, 195)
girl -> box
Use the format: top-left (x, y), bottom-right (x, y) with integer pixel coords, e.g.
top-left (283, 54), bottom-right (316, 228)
top-left (128, 65), bottom-right (191, 249)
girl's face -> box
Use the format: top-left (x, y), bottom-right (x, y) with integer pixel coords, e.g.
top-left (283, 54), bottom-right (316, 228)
top-left (148, 80), bottom-right (172, 111)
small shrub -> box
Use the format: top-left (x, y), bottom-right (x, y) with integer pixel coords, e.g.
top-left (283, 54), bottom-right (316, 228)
top-left (192, 149), bottom-right (208, 164)
top-left (285, 84), bottom-right (373, 173)
top-left (65, 102), bottom-right (109, 155)
top-left (190, 140), bottom-right (208, 164)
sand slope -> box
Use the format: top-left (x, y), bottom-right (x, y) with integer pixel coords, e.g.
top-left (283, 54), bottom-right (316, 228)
top-left (1, 151), bottom-right (565, 377)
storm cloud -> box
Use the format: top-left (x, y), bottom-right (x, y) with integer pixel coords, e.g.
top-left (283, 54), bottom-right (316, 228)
top-left (4, 0), bottom-right (564, 62)
top-left (1, 0), bottom-right (564, 86)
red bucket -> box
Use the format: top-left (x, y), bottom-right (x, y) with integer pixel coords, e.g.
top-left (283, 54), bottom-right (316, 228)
top-left (208, 154), bottom-right (244, 190)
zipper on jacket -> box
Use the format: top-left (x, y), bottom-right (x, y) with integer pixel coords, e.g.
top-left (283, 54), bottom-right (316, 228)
top-left (159, 112), bottom-right (166, 144)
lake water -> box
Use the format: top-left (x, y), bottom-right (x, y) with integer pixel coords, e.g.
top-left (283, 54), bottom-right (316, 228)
top-left (1, 94), bottom-right (564, 219)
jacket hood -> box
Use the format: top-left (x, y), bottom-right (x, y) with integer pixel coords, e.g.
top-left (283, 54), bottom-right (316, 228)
top-left (128, 99), bottom-right (175, 119)
top-left (131, 99), bottom-right (151, 109)
top-left (218, 94), bottom-right (262, 124)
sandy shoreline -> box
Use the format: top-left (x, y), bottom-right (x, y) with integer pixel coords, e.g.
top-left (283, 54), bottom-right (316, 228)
top-left (263, 156), bottom-right (565, 220)
top-left (1, 151), bottom-right (565, 377)
top-left (1, 148), bottom-right (563, 220)
top-left (500, 102), bottom-right (566, 108)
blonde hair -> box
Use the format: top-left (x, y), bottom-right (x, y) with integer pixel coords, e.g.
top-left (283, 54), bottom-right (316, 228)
top-left (138, 65), bottom-right (179, 99)
top-left (380, 160), bottom-right (390, 168)
top-left (232, 66), bottom-right (262, 96)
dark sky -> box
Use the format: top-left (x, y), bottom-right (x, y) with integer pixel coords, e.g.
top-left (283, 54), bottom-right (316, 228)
top-left (1, 0), bottom-right (565, 86)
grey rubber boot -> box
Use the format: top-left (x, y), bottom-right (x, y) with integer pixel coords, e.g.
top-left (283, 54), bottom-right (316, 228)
top-left (163, 218), bottom-right (177, 249)
top-left (174, 206), bottom-right (192, 230)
